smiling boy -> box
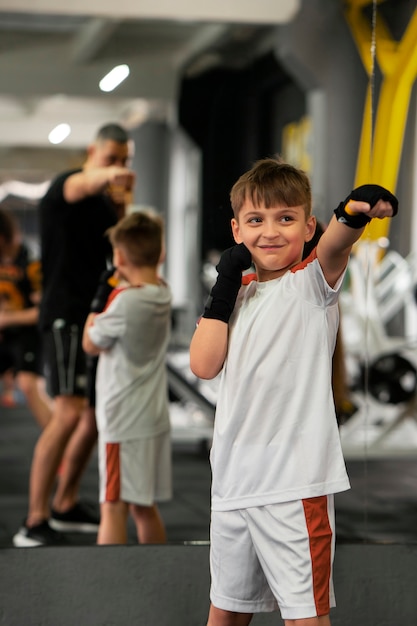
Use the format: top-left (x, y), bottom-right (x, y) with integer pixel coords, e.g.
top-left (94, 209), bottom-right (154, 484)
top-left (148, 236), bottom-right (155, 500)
top-left (190, 157), bottom-right (397, 626)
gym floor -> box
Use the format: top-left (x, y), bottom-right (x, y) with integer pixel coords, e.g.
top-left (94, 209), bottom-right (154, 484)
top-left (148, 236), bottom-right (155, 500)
top-left (1, 401), bottom-right (417, 548)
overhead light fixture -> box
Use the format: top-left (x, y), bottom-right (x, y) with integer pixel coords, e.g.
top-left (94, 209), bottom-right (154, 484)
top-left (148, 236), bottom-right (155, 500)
top-left (48, 123), bottom-right (71, 145)
top-left (99, 64), bottom-right (130, 92)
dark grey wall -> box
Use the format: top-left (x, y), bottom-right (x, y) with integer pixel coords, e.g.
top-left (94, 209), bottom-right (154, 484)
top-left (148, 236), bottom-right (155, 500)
top-left (1, 543), bottom-right (416, 626)
top-left (130, 121), bottom-right (171, 219)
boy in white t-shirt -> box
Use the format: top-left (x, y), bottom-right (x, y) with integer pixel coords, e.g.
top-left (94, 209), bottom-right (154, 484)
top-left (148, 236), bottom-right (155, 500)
top-left (190, 158), bottom-right (398, 626)
top-left (82, 210), bottom-right (172, 545)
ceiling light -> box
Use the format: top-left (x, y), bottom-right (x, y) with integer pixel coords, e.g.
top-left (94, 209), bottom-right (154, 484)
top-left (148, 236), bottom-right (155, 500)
top-left (99, 64), bottom-right (130, 92)
top-left (48, 123), bottom-right (71, 144)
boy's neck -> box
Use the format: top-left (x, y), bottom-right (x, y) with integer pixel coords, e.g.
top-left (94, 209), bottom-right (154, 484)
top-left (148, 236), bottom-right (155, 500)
top-left (121, 265), bottom-right (160, 287)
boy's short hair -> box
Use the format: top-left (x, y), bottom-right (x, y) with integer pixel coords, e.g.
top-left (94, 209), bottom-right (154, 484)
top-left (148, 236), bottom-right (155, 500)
top-left (230, 157), bottom-right (312, 219)
top-left (107, 210), bottom-right (163, 267)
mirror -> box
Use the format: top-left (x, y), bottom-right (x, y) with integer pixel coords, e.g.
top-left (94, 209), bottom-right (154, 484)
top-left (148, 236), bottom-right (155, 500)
top-left (1, 0), bottom-right (417, 555)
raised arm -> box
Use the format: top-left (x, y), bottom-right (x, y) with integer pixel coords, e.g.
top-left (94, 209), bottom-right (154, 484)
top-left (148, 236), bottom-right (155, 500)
top-left (190, 243), bottom-right (252, 380)
top-left (63, 166), bottom-right (135, 204)
top-left (317, 184), bottom-right (398, 288)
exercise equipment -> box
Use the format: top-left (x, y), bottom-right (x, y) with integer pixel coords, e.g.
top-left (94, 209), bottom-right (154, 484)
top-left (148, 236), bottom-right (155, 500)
top-left (366, 352), bottom-right (417, 405)
top-left (339, 239), bottom-right (417, 458)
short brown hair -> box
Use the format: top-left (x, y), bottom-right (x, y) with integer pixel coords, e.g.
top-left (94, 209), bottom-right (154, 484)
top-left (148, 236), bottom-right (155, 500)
top-left (230, 157), bottom-right (312, 218)
top-left (107, 210), bottom-right (163, 267)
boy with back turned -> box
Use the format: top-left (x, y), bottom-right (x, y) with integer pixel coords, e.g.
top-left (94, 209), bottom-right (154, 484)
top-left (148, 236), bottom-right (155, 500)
top-left (83, 210), bottom-right (172, 545)
top-left (190, 157), bottom-right (398, 626)
top-left (13, 123), bottom-right (135, 547)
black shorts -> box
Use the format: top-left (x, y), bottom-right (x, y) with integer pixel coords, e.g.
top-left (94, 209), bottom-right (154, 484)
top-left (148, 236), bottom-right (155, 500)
top-left (0, 327), bottom-right (43, 375)
top-left (42, 319), bottom-right (87, 399)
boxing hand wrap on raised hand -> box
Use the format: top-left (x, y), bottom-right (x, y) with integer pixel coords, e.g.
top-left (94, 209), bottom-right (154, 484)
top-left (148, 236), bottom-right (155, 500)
top-left (90, 267), bottom-right (117, 313)
top-left (334, 184), bottom-right (399, 229)
top-left (203, 243), bottom-right (252, 323)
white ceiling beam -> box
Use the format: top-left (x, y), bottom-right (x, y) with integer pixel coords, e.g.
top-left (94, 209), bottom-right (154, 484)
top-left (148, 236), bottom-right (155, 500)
top-left (71, 17), bottom-right (121, 64)
top-left (0, 0), bottom-right (300, 25)
top-left (0, 119), bottom-right (116, 148)
top-left (173, 24), bottom-right (231, 69)
top-left (0, 42), bottom-right (178, 99)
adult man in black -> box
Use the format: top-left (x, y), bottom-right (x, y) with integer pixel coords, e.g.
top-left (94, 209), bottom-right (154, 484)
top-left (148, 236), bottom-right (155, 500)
top-left (14, 123), bottom-right (135, 546)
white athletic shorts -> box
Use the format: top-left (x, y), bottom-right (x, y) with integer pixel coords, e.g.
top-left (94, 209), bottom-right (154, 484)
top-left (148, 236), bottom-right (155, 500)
top-left (210, 495), bottom-right (335, 620)
top-left (98, 432), bottom-right (172, 506)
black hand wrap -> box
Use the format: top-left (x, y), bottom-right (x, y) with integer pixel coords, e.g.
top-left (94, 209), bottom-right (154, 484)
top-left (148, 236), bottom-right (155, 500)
top-left (90, 267), bottom-right (116, 313)
top-left (334, 184), bottom-right (399, 229)
top-left (203, 243), bottom-right (252, 323)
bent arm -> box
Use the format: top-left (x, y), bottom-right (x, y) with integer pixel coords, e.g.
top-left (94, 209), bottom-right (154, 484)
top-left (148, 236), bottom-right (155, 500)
top-left (189, 318), bottom-right (228, 379)
top-left (316, 213), bottom-right (365, 288)
top-left (317, 197), bottom-right (395, 288)
top-left (0, 306), bottom-right (38, 329)
top-left (82, 313), bottom-right (101, 356)
top-left (63, 166), bottom-right (135, 204)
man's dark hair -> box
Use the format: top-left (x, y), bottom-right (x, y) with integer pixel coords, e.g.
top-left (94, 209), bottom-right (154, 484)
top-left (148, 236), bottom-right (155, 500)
top-left (96, 123), bottom-right (129, 144)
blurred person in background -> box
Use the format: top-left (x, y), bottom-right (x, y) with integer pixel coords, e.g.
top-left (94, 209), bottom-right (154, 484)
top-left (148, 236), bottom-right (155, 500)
top-left (13, 123), bottom-right (135, 547)
top-left (0, 206), bottom-right (52, 427)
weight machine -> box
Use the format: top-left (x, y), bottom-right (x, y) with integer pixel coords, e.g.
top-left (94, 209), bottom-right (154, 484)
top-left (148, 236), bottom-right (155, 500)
top-left (339, 240), bottom-right (417, 458)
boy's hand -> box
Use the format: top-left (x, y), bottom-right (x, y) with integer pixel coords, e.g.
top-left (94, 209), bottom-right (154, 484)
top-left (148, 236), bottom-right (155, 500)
top-left (203, 243), bottom-right (252, 323)
top-left (216, 243), bottom-right (252, 278)
top-left (90, 267), bottom-right (117, 313)
top-left (334, 184), bottom-right (398, 228)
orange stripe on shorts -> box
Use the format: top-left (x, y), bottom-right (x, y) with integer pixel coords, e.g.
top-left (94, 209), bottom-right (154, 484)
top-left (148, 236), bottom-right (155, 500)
top-left (105, 442), bottom-right (121, 501)
top-left (302, 495), bottom-right (332, 617)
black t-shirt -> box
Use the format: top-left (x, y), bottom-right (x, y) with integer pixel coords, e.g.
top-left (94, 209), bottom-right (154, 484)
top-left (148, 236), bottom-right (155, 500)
top-left (39, 169), bottom-right (117, 330)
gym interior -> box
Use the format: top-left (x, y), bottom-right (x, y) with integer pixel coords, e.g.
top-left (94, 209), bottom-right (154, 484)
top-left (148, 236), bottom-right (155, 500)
top-left (1, 0), bottom-right (417, 624)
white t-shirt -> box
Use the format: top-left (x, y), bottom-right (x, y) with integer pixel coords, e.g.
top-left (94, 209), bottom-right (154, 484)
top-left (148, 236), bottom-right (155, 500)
top-left (210, 252), bottom-right (351, 512)
top-left (88, 283), bottom-right (172, 443)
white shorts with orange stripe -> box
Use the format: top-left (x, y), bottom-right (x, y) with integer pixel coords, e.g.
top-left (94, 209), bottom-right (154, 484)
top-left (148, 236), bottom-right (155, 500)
top-left (210, 495), bottom-right (335, 620)
top-left (98, 432), bottom-right (172, 506)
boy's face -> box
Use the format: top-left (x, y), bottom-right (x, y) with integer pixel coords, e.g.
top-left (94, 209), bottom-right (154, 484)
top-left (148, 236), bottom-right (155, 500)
top-left (231, 200), bottom-right (316, 282)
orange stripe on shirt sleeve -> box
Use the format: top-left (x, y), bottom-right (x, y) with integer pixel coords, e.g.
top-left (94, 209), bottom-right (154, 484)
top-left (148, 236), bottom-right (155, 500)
top-left (105, 442), bottom-right (121, 502)
top-left (302, 495), bottom-right (332, 617)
